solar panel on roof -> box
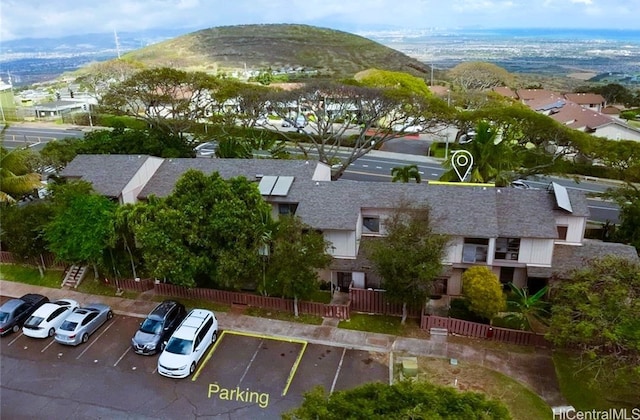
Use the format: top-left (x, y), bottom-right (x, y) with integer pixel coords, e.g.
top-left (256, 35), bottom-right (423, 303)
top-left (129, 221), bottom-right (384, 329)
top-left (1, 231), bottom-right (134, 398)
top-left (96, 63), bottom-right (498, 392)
top-left (271, 176), bottom-right (294, 196)
top-left (258, 176), bottom-right (278, 195)
top-left (551, 182), bottom-right (573, 213)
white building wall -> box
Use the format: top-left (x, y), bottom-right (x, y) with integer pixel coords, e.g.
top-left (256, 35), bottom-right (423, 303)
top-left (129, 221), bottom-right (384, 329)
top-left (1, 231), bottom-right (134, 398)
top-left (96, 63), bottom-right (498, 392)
top-left (595, 124), bottom-right (640, 141)
top-left (325, 230), bottom-right (357, 258)
top-left (120, 156), bottom-right (164, 204)
top-left (555, 216), bottom-right (586, 244)
top-left (519, 238), bottom-right (554, 266)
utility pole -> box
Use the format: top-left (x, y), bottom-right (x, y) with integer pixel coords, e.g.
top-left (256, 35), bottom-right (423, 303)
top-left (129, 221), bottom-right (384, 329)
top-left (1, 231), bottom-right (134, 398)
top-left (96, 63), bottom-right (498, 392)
top-left (430, 65), bottom-right (434, 86)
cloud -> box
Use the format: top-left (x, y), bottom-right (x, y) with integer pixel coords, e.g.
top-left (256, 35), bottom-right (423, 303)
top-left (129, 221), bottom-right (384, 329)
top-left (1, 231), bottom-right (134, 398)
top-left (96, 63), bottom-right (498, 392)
top-left (0, 0), bottom-right (637, 41)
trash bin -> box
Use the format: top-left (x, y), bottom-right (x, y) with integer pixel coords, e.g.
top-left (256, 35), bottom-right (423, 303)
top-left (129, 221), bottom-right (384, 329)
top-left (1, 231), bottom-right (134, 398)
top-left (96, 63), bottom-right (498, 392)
top-left (487, 327), bottom-right (494, 339)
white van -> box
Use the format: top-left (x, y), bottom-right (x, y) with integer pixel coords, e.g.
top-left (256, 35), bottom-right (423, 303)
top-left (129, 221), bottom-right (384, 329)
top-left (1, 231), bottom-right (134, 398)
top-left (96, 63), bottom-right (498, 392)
top-left (157, 309), bottom-right (218, 378)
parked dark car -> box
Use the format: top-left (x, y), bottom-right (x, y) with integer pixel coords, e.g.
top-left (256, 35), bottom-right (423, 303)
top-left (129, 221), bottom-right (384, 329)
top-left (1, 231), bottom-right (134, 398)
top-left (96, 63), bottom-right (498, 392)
top-left (0, 294), bottom-right (49, 336)
top-left (131, 300), bottom-right (186, 355)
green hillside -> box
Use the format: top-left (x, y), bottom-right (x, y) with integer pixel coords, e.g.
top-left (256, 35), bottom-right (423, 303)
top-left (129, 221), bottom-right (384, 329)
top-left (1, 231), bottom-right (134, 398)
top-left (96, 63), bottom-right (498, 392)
top-left (122, 24), bottom-right (430, 78)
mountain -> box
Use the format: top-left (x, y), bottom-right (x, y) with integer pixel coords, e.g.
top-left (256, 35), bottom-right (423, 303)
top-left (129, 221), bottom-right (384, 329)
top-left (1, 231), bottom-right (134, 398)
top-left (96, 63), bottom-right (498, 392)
top-left (121, 24), bottom-right (431, 78)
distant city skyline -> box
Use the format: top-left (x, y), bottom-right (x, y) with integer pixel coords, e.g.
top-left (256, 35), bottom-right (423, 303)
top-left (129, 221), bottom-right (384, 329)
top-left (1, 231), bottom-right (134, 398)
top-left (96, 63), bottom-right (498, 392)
top-left (1, 0), bottom-right (638, 42)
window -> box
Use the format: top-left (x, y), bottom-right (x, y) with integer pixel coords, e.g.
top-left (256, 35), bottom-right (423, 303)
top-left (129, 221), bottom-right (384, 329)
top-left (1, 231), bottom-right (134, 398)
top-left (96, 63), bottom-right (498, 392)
top-left (278, 203), bottom-right (298, 216)
top-left (494, 238), bottom-right (520, 260)
top-left (557, 225), bottom-right (568, 241)
top-left (48, 308), bottom-right (66, 322)
top-left (362, 217), bottom-right (380, 234)
top-left (462, 238), bottom-right (489, 263)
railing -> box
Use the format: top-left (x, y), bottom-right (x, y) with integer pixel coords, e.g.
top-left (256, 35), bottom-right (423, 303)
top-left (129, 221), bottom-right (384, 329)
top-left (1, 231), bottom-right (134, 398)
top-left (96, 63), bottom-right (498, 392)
top-left (421, 314), bottom-right (549, 347)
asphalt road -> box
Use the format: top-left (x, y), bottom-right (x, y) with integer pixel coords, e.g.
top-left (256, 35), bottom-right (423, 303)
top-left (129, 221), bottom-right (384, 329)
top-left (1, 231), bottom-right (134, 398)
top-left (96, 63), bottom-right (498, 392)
top-left (0, 295), bottom-right (388, 419)
top-left (1, 124), bottom-right (85, 152)
top-left (2, 123), bottom-right (622, 223)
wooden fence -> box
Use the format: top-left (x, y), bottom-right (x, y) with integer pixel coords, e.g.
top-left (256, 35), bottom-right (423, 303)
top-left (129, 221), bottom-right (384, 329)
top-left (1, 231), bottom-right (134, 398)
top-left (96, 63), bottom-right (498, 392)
top-left (0, 251), bottom-right (65, 269)
top-left (148, 282), bottom-right (350, 320)
top-left (421, 314), bottom-right (549, 347)
top-left (349, 287), bottom-right (422, 318)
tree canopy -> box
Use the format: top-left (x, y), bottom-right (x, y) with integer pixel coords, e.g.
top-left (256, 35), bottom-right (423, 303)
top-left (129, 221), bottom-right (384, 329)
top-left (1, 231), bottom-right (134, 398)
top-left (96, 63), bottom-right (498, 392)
top-left (364, 203), bottom-right (449, 323)
top-left (265, 215), bottom-right (332, 316)
top-left (549, 256), bottom-right (640, 372)
top-left (45, 181), bottom-right (116, 268)
top-left (283, 381), bottom-right (510, 420)
top-left (449, 62), bottom-right (513, 91)
top-left (127, 169), bottom-right (272, 289)
top-left (0, 146), bottom-right (42, 203)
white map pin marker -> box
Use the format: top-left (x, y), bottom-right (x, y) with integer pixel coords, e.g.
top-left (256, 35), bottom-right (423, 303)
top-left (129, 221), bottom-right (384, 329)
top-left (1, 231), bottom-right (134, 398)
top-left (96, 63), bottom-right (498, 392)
top-left (451, 150), bottom-right (473, 182)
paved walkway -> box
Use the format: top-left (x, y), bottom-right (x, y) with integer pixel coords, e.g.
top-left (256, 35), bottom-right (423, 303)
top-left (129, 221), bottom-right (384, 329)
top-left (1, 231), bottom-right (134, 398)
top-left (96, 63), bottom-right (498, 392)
top-left (0, 279), bottom-right (567, 406)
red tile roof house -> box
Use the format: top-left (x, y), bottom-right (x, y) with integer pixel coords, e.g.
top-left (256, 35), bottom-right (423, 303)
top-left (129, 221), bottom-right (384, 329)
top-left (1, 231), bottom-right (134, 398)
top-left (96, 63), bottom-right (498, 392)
top-left (60, 154), bottom-right (638, 299)
top-left (492, 89), bottom-right (640, 142)
top-left (563, 93), bottom-right (606, 113)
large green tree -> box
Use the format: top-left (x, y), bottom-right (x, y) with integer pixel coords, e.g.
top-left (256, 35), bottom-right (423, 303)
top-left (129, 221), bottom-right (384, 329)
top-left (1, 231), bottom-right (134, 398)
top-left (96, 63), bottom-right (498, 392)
top-left (45, 181), bottom-right (116, 276)
top-left (265, 216), bottom-right (332, 316)
top-left (462, 266), bottom-right (506, 321)
top-left (0, 146), bottom-right (42, 203)
top-left (364, 203), bottom-right (449, 324)
top-left (549, 256), bottom-right (640, 373)
top-left (0, 201), bottom-right (54, 276)
top-left (99, 67), bottom-right (221, 141)
top-left (264, 77), bottom-right (450, 180)
top-left (128, 170), bottom-right (272, 289)
top-left (449, 62), bottom-right (513, 91)
top-left (283, 381), bottom-right (510, 420)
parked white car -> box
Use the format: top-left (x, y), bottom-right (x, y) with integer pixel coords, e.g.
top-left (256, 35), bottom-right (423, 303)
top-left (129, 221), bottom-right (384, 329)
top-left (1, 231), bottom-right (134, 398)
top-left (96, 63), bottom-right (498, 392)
top-left (157, 309), bottom-right (218, 378)
top-left (23, 299), bottom-right (79, 338)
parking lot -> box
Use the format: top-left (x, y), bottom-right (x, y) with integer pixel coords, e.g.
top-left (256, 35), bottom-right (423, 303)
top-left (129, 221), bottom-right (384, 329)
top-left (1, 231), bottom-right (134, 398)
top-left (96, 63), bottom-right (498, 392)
top-left (0, 296), bottom-right (389, 418)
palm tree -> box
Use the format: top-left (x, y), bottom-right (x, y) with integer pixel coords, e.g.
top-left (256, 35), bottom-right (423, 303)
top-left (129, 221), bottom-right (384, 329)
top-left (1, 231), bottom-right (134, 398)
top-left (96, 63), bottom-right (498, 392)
top-left (391, 164), bottom-right (421, 183)
top-left (506, 283), bottom-right (550, 332)
top-left (0, 146), bottom-right (42, 203)
top-left (440, 120), bottom-right (522, 186)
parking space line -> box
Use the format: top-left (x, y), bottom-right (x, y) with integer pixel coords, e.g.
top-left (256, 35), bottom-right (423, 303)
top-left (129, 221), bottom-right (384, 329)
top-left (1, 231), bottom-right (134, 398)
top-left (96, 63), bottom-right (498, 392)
top-left (329, 347), bottom-right (346, 394)
top-left (76, 319), bottom-right (116, 359)
top-left (237, 339), bottom-right (263, 387)
top-left (192, 330), bottom-right (228, 381)
top-left (192, 330), bottom-right (308, 397)
top-left (8, 333), bottom-right (23, 346)
top-left (113, 346), bottom-right (131, 367)
top-left (41, 339), bottom-right (56, 353)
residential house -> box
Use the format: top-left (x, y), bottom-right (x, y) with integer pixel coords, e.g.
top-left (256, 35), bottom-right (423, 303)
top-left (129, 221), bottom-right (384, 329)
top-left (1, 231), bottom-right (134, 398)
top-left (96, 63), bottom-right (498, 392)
top-left (60, 155), bottom-right (638, 296)
top-left (493, 88), bottom-right (640, 142)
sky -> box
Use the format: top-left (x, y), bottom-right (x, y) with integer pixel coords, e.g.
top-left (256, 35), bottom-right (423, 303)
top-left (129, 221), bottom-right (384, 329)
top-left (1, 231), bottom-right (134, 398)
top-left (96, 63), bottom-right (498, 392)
top-left (1, 0), bottom-right (638, 41)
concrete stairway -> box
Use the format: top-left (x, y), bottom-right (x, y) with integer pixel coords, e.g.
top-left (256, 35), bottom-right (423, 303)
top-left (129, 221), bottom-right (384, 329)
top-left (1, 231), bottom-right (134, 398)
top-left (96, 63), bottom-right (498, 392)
top-left (61, 265), bottom-right (88, 289)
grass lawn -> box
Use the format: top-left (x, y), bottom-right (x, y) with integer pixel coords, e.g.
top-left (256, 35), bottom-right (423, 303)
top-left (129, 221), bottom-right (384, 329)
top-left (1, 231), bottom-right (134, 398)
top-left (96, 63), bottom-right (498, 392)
top-left (406, 357), bottom-right (551, 420)
top-left (338, 313), bottom-right (429, 338)
top-left (553, 351), bottom-right (640, 410)
top-left (75, 277), bottom-right (139, 300)
top-left (0, 264), bottom-right (64, 288)
top-left (244, 306), bottom-right (323, 325)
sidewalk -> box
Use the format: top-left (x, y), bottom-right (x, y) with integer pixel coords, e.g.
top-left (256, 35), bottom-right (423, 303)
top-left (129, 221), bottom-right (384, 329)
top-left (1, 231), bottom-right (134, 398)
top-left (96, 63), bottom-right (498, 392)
top-left (0, 279), bottom-right (566, 406)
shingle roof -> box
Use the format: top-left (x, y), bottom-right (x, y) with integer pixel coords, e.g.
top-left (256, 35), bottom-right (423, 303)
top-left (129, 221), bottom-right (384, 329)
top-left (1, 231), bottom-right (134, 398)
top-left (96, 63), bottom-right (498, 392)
top-left (60, 154), bottom-right (150, 198)
top-left (138, 158), bottom-right (320, 199)
top-left (61, 155), bottom-right (590, 241)
top-left (550, 239), bottom-right (639, 279)
top-left (563, 93), bottom-right (605, 105)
